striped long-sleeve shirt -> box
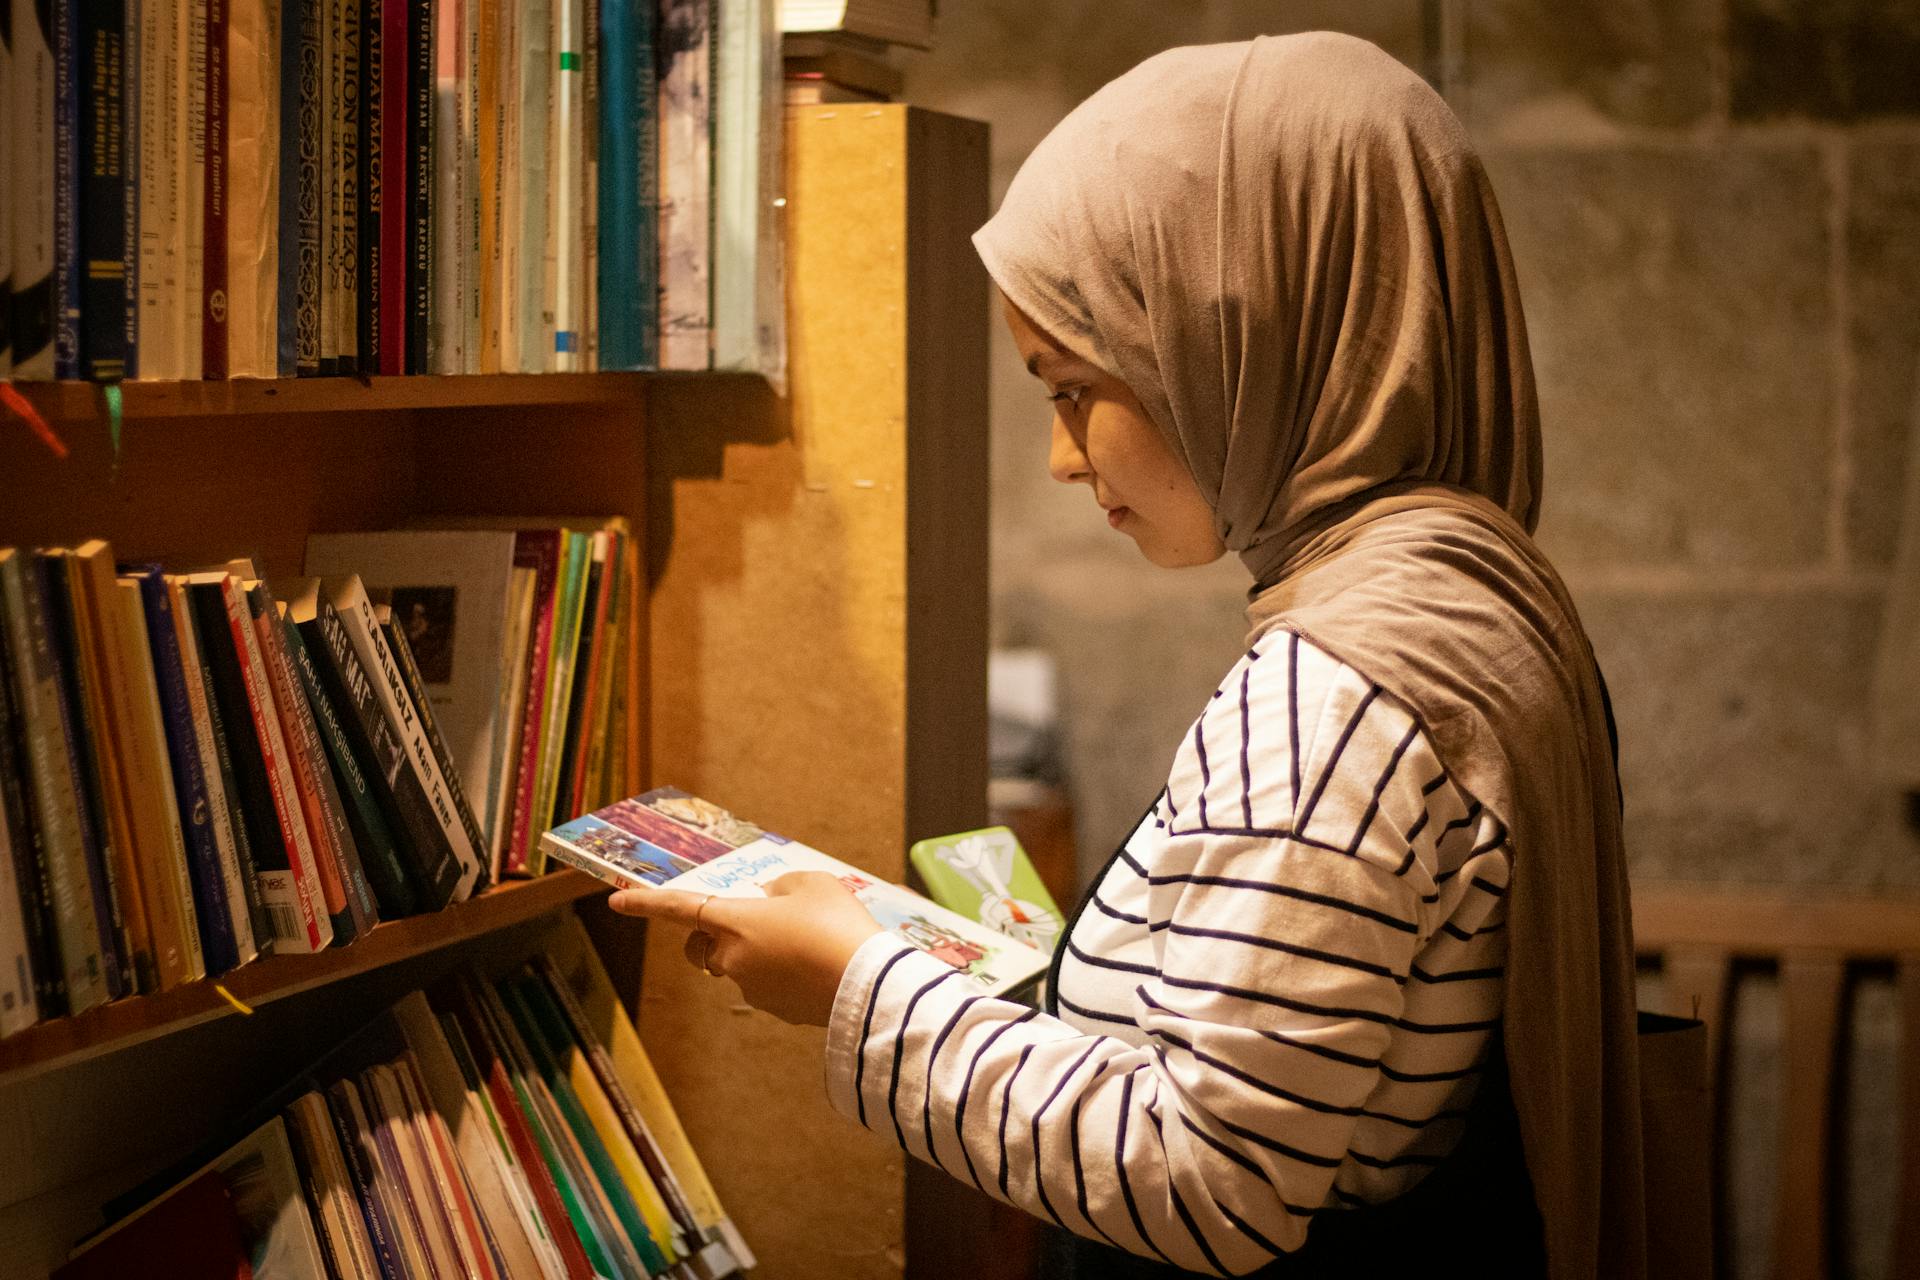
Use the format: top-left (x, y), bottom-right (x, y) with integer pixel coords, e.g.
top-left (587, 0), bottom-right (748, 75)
top-left (824, 629), bottom-right (1514, 1275)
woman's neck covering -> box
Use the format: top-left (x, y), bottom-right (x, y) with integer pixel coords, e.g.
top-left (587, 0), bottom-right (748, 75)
top-left (975, 32), bottom-right (1646, 1280)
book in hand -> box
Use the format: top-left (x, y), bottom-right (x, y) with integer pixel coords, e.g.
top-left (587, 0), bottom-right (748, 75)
top-left (543, 787), bottom-right (1050, 996)
top-left (909, 826), bottom-right (1066, 957)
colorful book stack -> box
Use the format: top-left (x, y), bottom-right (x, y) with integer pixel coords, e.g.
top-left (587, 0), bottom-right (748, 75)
top-left (303, 521), bottom-right (646, 883)
top-left (0, 543), bottom-right (495, 1035)
top-left (55, 933), bottom-right (755, 1278)
top-left (0, 0), bottom-right (785, 384)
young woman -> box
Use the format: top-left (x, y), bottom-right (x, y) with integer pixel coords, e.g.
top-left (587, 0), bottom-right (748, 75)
top-left (612, 32), bottom-right (1644, 1280)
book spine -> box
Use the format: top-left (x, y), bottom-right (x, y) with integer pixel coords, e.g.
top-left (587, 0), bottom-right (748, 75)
top-left (112, 579), bottom-right (205, 985)
top-left (426, 0), bottom-right (456, 373)
top-left (284, 615), bottom-right (417, 918)
top-left (549, 546), bottom-right (602, 822)
top-left (226, 0), bottom-right (278, 378)
top-left (550, 0), bottom-right (581, 370)
top-left (135, 574), bottom-right (237, 975)
top-left (10, 0), bottom-right (54, 378)
top-left (0, 10), bottom-right (13, 379)
top-left (50, 0), bottom-right (80, 379)
top-left (0, 621), bottom-right (47, 1033)
top-left (657, 0), bottom-right (711, 371)
top-left (135, 0), bottom-right (178, 380)
top-left (579, 0), bottom-right (596, 372)
top-left (118, 0), bottom-right (137, 380)
top-left (596, 0), bottom-right (635, 369)
top-left (514, 0), bottom-right (549, 372)
top-left (0, 557), bottom-right (104, 1008)
top-left (357, 0), bottom-right (380, 369)
top-left (275, 0), bottom-right (303, 375)
top-left (381, 614), bottom-right (487, 881)
top-left (317, 0), bottom-right (338, 372)
top-left (167, 578), bottom-right (259, 964)
top-left (0, 743), bottom-right (33, 1035)
top-left (461, 0), bottom-right (481, 373)
top-left (328, 581), bottom-right (482, 899)
top-left (302, 605), bottom-right (460, 910)
top-left (179, 0), bottom-right (205, 378)
top-left (494, 0), bottom-right (519, 373)
top-left (257, 595), bottom-right (379, 939)
top-left (0, 586), bottom-right (61, 1020)
top-left (200, 0), bottom-right (227, 377)
top-left (179, 586), bottom-right (269, 956)
top-left (506, 558), bottom-right (557, 873)
top-left (220, 579), bottom-right (329, 951)
top-left (246, 584), bottom-right (356, 943)
top-left (324, 1081), bottom-right (410, 1280)
top-left (403, 0), bottom-right (429, 373)
top-left (375, 0), bottom-right (403, 373)
top-left (475, 0), bottom-right (498, 373)
top-left (79, 0), bottom-right (129, 382)
top-left (294, 0), bottom-right (323, 374)
top-left (335, 0), bottom-right (360, 374)
top-left (34, 556), bottom-right (131, 999)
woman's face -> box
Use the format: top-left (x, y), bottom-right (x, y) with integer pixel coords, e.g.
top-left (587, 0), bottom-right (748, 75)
top-left (1002, 292), bottom-right (1225, 568)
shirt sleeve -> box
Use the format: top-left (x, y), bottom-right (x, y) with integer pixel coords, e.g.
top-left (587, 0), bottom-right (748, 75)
top-left (822, 667), bottom-right (1436, 1275)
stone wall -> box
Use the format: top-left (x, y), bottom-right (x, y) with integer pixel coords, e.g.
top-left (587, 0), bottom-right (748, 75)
top-left (904, 4), bottom-right (1919, 1276)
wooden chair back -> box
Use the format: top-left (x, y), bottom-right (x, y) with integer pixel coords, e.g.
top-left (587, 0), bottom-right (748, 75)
top-left (1634, 880), bottom-right (1920, 1280)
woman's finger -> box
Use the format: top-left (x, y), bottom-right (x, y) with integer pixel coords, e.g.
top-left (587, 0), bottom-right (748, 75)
top-left (607, 886), bottom-right (711, 927)
top-left (682, 930), bottom-right (722, 976)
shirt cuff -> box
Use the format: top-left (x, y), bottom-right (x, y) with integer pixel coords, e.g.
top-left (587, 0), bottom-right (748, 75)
top-left (823, 932), bottom-right (920, 1123)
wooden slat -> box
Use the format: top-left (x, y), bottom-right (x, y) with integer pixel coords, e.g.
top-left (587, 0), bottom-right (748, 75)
top-left (1635, 881), bottom-right (1920, 958)
top-left (1663, 945), bottom-right (1733, 1082)
top-left (1893, 955), bottom-right (1920, 1280)
top-left (0, 871), bottom-right (601, 1086)
top-left (1773, 953), bottom-right (1846, 1280)
top-left (13, 372), bottom-right (650, 422)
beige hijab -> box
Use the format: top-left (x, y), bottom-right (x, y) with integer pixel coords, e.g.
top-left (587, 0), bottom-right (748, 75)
top-left (976, 32), bottom-right (1645, 1280)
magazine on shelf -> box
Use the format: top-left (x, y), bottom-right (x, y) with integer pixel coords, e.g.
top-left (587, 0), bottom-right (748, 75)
top-left (543, 787), bottom-right (1051, 997)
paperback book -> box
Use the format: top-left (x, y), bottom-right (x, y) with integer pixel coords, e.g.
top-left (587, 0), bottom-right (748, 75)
top-left (544, 787), bottom-right (1051, 996)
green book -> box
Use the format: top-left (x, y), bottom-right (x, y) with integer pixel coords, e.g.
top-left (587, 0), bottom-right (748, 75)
top-left (908, 826), bottom-right (1066, 957)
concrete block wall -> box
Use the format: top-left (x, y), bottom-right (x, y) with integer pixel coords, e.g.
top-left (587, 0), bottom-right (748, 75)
top-left (906, 5), bottom-right (1919, 1275)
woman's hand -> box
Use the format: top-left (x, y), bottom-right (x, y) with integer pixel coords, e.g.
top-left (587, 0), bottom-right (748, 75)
top-left (607, 872), bottom-right (887, 1027)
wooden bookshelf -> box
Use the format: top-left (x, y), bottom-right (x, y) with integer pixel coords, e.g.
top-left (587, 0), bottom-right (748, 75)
top-left (0, 871), bottom-right (604, 1086)
top-left (12, 372), bottom-right (652, 423)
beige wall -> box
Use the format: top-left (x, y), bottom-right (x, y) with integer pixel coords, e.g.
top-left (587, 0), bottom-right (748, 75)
top-left (902, 4), bottom-right (1920, 1277)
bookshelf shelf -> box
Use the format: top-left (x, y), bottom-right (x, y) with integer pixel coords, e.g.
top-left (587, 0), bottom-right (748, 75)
top-left (0, 870), bottom-right (604, 1087)
top-left (15, 373), bottom-right (653, 423)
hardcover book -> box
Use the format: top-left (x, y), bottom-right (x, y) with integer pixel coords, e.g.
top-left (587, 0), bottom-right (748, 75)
top-left (543, 788), bottom-right (1051, 997)
top-left (11, 0), bottom-right (57, 378)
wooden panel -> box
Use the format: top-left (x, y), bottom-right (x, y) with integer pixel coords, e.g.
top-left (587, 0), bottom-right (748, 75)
top-left (643, 106), bottom-right (987, 1280)
top-left (1634, 881), bottom-right (1920, 958)
top-left (1773, 953), bottom-right (1845, 1280)
top-left (0, 872), bottom-right (602, 1085)
top-left (1894, 955), bottom-right (1920, 1280)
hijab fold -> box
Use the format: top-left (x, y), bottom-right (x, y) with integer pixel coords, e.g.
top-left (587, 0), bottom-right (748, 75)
top-left (975, 32), bottom-right (1646, 1280)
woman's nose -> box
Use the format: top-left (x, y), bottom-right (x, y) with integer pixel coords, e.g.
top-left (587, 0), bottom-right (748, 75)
top-left (1048, 416), bottom-right (1092, 485)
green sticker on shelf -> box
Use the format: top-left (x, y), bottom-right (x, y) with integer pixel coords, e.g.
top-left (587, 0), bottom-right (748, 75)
top-left (559, 51), bottom-right (580, 70)
top-left (105, 383), bottom-right (123, 469)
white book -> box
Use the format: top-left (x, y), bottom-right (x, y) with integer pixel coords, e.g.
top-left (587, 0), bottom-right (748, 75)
top-left (659, 0), bottom-right (713, 371)
top-left (515, 0), bottom-right (553, 371)
top-left (214, 1117), bottom-right (332, 1280)
top-left (779, 0), bottom-right (932, 47)
top-left (11, 0), bottom-right (55, 378)
top-left (544, 788), bottom-right (1051, 998)
top-left (180, 0), bottom-right (207, 378)
top-left (496, 0), bottom-right (522, 372)
top-left (134, 0), bottom-right (173, 379)
top-left (167, 576), bottom-right (260, 965)
top-left (713, 0), bottom-right (785, 384)
top-left (0, 20), bottom-right (12, 380)
top-left (461, 0), bottom-right (483, 373)
top-left (226, 0), bottom-right (282, 377)
top-left (320, 575), bottom-right (486, 901)
top-left (550, 0), bottom-right (583, 370)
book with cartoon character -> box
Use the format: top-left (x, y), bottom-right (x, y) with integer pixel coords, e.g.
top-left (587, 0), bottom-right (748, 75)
top-left (541, 788), bottom-right (1050, 996)
top-left (908, 826), bottom-right (1065, 957)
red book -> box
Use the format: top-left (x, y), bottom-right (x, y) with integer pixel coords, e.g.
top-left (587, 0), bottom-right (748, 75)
top-left (56, 1172), bottom-right (252, 1280)
top-left (203, 0), bottom-right (230, 378)
top-left (506, 532), bottom-right (562, 873)
top-left (379, 0), bottom-right (409, 374)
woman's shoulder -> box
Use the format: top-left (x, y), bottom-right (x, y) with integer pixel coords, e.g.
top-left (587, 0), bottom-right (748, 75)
top-left (1163, 628), bottom-right (1474, 875)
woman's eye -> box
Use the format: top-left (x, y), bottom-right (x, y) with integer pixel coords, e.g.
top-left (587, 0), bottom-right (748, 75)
top-left (1047, 387), bottom-right (1085, 409)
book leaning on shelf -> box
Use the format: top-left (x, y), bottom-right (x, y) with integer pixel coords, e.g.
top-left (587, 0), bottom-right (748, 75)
top-left (56, 926), bottom-right (754, 1279)
top-left (0, 0), bottom-right (786, 383)
top-left (0, 539), bottom-right (546, 1040)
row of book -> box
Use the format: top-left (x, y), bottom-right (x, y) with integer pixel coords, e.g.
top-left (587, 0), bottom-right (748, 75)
top-left (0, 519), bottom-right (640, 1035)
top-left (57, 937), bottom-right (754, 1279)
top-left (0, 0), bottom-right (784, 384)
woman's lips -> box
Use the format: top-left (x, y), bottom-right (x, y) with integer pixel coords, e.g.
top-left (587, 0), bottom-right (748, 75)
top-left (1106, 506), bottom-right (1130, 529)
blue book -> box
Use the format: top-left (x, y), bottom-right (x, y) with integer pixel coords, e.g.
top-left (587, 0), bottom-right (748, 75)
top-left (129, 568), bottom-right (241, 975)
top-left (597, 0), bottom-right (657, 369)
top-left (80, 0), bottom-right (130, 383)
top-left (51, 0), bottom-right (81, 379)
